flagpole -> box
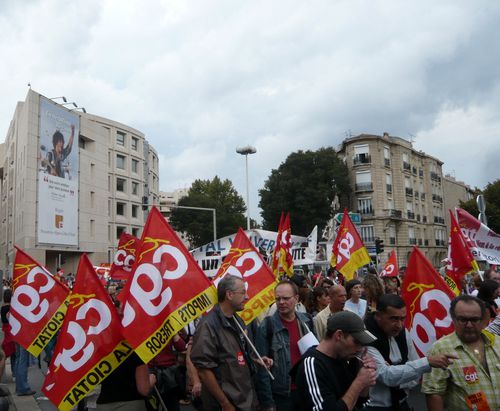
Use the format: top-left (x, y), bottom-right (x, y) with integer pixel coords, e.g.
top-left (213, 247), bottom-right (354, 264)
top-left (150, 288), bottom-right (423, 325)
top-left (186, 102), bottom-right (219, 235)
top-left (154, 385), bottom-right (169, 411)
top-left (232, 316), bottom-right (275, 380)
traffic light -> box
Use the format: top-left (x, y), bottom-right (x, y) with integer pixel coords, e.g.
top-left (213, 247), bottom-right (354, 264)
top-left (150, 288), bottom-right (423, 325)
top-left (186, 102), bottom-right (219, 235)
top-left (375, 237), bottom-right (384, 254)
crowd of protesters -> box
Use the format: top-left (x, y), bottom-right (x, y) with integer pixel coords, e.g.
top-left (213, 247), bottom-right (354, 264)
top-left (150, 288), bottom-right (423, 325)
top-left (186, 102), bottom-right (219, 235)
top-left (2, 263), bottom-right (500, 411)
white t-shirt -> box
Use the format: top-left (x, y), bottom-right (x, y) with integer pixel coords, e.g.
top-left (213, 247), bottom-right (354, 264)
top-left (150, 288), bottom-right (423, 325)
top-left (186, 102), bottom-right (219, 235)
top-left (344, 298), bottom-right (367, 318)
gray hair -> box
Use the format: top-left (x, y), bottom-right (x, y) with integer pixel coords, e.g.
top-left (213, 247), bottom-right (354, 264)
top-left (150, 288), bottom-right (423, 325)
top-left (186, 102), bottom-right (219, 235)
top-left (217, 275), bottom-right (243, 302)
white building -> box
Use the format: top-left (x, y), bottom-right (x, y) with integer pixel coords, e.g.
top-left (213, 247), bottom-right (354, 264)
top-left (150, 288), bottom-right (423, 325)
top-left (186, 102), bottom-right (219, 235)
top-left (0, 89), bottom-right (159, 277)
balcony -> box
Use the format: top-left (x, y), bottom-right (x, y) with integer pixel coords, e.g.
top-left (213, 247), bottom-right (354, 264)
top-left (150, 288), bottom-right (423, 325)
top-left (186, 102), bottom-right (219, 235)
top-left (405, 188), bottom-right (413, 197)
top-left (353, 154), bottom-right (371, 165)
top-left (407, 211), bottom-right (415, 220)
top-left (403, 162), bottom-right (411, 172)
top-left (384, 158), bottom-right (391, 167)
top-left (386, 184), bottom-right (392, 193)
top-left (387, 209), bottom-right (402, 219)
top-left (432, 194), bottom-right (443, 203)
top-left (355, 182), bottom-right (373, 192)
top-left (409, 238), bottom-right (417, 245)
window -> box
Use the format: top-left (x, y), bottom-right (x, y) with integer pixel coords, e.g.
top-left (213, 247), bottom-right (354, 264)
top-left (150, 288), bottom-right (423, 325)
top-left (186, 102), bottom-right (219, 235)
top-left (353, 144), bottom-right (370, 165)
top-left (117, 202), bottom-right (126, 216)
top-left (132, 204), bottom-right (139, 218)
top-left (359, 225), bottom-right (375, 243)
top-left (132, 227), bottom-right (140, 237)
top-left (117, 131), bottom-right (125, 146)
top-left (90, 191), bottom-right (95, 208)
top-left (355, 171), bottom-right (372, 191)
top-left (387, 198), bottom-right (394, 210)
top-left (116, 178), bottom-right (126, 192)
top-left (388, 225), bottom-right (396, 244)
top-left (402, 152), bottom-right (411, 171)
top-left (79, 137), bottom-right (86, 149)
top-left (132, 159), bottom-right (139, 173)
top-left (132, 181), bottom-right (139, 196)
top-left (384, 146), bottom-right (390, 166)
top-left (116, 226), bottom-right (126, 239)
top-left (90, 219), bottom-right (95, 237)
top-left (116, 154), bottom-right (126, 170)
top-left (408, 226), bottom-right (416, 245)
top-left (131, 137), bottom-right (138, 151)
top-left (386, 173), bottom-right (392, 193)
top-left (358, 198), bottom-right (373, 215)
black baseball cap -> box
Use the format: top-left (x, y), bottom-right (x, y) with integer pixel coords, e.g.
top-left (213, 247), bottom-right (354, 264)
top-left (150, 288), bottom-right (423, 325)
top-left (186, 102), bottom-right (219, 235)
top-left (327, 311), bottom-right (377, 345)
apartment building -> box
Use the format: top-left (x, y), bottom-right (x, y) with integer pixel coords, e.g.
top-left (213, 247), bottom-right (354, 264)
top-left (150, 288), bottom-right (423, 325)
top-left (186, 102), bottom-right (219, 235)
top-left (337, 133), bottom-right (449, 268)
top-left (443, 174), bottom-right (475, 228)
top-left (0, 89), bottom-right (159, 277)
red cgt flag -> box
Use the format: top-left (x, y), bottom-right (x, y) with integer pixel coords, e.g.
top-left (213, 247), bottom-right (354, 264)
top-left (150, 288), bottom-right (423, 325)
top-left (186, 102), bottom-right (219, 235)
top-left (121, 206), bottom-right (217, 364)
top-left (213, 228), bottom-right (277, 324)
top-left (330, 210), bottom-right (371, 281)
top-left (42, 254), bottom-right (133, 411)
top-left (402, 247), bottom-right (456, 357)
top-left (379, 250), bottom-right (399, 278)
top-left (271, 212), bottom-right (285, 276)
top-left (10, 246), bottom-right (69, 357)
top-left (445, 210), bottom-right (479, 296)
top-left (278, 213), bottom-right (294, 278)
top-left (109, 232), bottom-right (140, 281)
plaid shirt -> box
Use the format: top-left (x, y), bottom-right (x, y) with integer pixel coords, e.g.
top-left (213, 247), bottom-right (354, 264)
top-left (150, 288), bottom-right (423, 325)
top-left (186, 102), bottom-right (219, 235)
top-left (422, 330), bottom-right (500, 410)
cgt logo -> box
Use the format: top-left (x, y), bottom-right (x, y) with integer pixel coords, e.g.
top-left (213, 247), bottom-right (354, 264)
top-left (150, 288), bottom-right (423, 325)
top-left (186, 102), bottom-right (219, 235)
top-left (463, 366), bottom-right (479, 384)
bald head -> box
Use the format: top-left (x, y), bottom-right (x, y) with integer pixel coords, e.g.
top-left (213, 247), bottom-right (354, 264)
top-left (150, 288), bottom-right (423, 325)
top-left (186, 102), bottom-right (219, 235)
top-left (329, 285), bottom-right (347, 313)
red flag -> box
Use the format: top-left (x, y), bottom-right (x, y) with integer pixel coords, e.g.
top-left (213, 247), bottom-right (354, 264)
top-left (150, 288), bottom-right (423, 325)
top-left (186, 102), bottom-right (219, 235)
top-left (330, 210), bottom-right (371, 281)
top-left (402, 247), bottom-right (455, 357)
top-left (42, 254), bottom-right (132, 411)
top-left (10, 246), bottom-right (69, 357)
top-left (109, 232), bottom-right (140, 281)
top-left (213, 228), bottom-right (277, 323)
top-left (278, 213), bottom-right (294, 277)
top-left (271, 212), bottom-right (285, 275)
top-left (379, 250), bottom-right (398, 278)
top-left (445, 210), bottom-right (479, 296)
top-left (121, 207), bottom-right (217, 363)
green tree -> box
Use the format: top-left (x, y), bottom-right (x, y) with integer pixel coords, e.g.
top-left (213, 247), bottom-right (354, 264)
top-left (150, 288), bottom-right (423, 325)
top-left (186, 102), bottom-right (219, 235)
top-left (169, 176), bottom-right (246, 248)
top-left (459, 179), bottom-right (500, 233)
top-left (259, 147), bottom-right (351, 236)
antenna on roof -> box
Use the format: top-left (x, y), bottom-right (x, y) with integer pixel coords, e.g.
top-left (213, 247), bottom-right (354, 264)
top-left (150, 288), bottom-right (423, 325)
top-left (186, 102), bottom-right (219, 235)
top-left (408, 133), bottom-right (416, 144)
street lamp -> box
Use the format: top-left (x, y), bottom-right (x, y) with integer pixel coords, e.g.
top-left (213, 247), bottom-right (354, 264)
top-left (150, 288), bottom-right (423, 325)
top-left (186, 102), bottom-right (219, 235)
top-left (236, 145), bottom-right (256, 230)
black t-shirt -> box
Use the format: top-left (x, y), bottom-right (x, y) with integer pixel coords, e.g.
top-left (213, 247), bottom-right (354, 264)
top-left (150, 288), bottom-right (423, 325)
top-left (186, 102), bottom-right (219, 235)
top-left (97, 352), bottom-right (145, 404)
top-left (293, 347), bottom-right (364, 411)
top-left (1, 305), bottom-right (10, 325)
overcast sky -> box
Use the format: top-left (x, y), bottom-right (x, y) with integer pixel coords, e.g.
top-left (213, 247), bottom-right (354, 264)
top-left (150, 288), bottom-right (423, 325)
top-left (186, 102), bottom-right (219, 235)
top-left (1, 0), bottom-right (499, 223)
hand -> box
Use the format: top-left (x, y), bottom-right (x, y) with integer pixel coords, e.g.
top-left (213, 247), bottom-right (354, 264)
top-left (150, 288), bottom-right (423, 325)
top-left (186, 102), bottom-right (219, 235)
top-left (149, 373), bottom-right (157, 387)
top-left (355, 364), bottom-right (377, 389)
top-left (361, 354), bottom-right (377, 371)
top-left (257, 356), bottom-right (274, 369)
top-left (191, 382), bottom-right (202, 397)
top-left (427, 353), bottom-right (458, 369)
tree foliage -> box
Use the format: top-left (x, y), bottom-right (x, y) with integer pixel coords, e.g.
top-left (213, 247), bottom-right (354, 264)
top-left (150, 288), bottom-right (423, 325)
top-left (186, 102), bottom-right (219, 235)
top-left (259, 147), bottom-right (351, 236)
top-left (459, 179), bottom-right (500, 233)
top-left (169, 176), bottom-right (246, 248)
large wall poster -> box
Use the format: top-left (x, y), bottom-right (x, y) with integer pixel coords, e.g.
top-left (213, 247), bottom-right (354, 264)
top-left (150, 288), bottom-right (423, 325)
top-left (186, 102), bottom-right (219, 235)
top-left (37, 97), bottom-right (79, 246)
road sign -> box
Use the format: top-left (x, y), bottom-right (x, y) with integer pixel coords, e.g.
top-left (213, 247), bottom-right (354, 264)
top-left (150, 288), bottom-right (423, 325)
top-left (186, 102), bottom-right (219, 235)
top-left (334, 212), bottom-right (361, 225)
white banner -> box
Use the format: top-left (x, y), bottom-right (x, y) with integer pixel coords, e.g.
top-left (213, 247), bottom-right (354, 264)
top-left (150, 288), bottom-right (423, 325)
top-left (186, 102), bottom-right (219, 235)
top-left (37, 97), bottom-right (79, 246)
top-left (191, 229), bottom-right (314, 277)
top-left (456, 208), bottom-right (500, 265)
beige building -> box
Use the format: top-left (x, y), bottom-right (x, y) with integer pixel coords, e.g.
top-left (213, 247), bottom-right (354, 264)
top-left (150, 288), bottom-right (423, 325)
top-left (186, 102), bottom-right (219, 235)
top-left (338, 133), bottom-right (449, 268)
top-left (0, 89), bottom-right (159, 277)
top-left (443, 174), bottom-right (475, 229)
top-left (159, 188), bottom-right (189, 216)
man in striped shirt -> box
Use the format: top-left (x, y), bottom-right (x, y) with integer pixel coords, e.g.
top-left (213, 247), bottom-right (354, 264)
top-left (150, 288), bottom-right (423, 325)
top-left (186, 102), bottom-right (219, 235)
top-left (292, 311), bottom-right (377, 411)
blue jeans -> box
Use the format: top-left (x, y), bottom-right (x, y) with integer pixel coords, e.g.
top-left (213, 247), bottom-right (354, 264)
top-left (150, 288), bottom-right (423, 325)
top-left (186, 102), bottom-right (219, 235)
top-left (14, 344), bottom-right (32, 394)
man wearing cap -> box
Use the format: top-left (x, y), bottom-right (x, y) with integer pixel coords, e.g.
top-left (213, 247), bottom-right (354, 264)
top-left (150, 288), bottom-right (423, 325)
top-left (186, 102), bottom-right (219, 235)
top-left (255, 281), bottom-right (316, 411)
top-left (314, 284), bottom-right (347, 340)
top-left (363, 294), bottom-right (456, 411)
top-left (293, 311), bottom-right (378, 411)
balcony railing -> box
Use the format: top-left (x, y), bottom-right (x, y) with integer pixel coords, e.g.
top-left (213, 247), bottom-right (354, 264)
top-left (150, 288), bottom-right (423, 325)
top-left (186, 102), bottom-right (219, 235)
top-left (384, 158), bottom-right (391, 167)
top-left (387, 209), bottom-right (402, 219)
top-left (403, 162), bottom-right (411, 172)
top-left (432, 194), bottom-right (443, 203)
top-left (353, 154), bottom-right (371, 165)
top-left (405, 188), bottom-right (413, 196)
top-left (386, 184), bottom-right (392, 193)
top-left (407, 211), bottom-right (415, 220)
top-left (355, 182), bottom-right (373, 192)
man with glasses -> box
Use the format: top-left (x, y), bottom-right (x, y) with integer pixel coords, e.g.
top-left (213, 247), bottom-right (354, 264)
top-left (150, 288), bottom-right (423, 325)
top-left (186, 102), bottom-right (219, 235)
top-left (363, 294), bottom-right (455, 411)
top-left (422, 295), bottom-right (500, 411)
top-left (292, 311), bottom-right (378, 411)
top-left (255, 281), bottom-right (316, 411)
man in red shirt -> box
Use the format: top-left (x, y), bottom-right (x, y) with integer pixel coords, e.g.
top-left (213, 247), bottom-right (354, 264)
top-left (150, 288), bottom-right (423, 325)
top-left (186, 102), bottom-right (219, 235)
top-left (255, 281), bottom-right (316, 411)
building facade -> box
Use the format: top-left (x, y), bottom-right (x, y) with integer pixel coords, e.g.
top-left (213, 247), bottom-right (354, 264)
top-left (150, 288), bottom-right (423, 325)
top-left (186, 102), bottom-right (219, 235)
top-left (442, 174), bottom-right (475, 229)
top-left (0, 89), bottom-right (159, 277)
top-left (337, 133), bottom-right (449, 268)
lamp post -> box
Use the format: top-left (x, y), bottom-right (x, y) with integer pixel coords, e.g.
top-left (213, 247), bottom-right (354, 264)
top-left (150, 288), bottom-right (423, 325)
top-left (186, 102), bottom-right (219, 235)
top-left (236, 146), bottom-right (256, 230)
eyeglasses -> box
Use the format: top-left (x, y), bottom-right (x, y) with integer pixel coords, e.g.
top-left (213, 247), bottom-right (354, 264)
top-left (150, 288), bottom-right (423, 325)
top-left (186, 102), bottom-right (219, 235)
top-left (275, 296), bottom-right (294, 302)
top-left (455, 316), bottom-right (482, 325)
